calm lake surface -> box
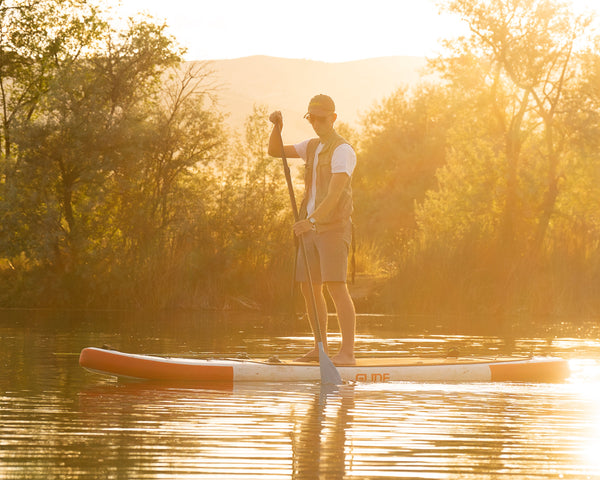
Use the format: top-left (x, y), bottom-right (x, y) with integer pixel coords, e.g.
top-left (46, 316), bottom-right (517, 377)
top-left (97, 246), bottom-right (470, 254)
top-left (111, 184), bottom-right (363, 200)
top-left (1, 309), bottom-right (600, 479)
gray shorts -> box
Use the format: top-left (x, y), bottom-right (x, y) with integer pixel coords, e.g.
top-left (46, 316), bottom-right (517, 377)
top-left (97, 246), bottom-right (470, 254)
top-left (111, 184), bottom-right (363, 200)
top-left (295, 223), bottom-right (351, 284)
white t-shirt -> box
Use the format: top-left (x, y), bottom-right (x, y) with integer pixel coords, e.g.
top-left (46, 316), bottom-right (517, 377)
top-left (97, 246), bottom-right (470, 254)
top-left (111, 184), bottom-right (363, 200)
top-left (293, 139), bottom-right (357, 216)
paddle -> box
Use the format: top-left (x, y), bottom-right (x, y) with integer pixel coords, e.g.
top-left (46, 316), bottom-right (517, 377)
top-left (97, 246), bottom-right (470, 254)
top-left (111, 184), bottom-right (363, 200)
top-left (274, 121), bottom-right (342, 385)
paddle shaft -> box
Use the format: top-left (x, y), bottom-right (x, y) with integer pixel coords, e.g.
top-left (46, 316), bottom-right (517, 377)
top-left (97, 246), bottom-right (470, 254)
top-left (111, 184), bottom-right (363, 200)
top-left (275, 123), bottom-right (324, 346)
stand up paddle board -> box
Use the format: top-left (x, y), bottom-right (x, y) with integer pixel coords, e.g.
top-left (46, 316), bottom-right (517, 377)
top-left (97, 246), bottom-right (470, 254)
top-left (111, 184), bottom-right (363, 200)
top-left (79, 347), bottom-right (570, 383)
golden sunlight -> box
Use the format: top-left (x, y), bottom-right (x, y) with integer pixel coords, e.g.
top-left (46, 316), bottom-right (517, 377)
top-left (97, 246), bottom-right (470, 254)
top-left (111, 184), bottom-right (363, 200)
top-left (579, 387), bottom-right (600, 474)
top-left (562, 357), bottom-right (600, 473)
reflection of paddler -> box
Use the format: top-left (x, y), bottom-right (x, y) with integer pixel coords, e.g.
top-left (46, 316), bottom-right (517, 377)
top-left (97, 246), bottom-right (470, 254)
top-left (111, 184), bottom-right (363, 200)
top-left (291, 384), bottom-right (355, 478)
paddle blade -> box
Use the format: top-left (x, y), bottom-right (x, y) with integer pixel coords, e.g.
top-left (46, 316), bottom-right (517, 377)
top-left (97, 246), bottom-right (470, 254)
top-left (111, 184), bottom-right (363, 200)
top-left (318, 343), bottom-right (343, 385)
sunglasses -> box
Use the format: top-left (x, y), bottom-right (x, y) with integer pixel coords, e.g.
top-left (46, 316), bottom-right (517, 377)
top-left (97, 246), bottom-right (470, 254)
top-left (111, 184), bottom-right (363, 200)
top-left (304, 113), bottom-right (330, 123)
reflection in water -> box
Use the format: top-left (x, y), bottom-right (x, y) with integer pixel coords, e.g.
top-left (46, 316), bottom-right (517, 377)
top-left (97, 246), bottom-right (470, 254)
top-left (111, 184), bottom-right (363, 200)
top-left (74, 383), bottom-right (355, 479)
top-left (2, 371), bottom-right (600, 479)
top-left (2, 310), bottom-right (600, 479)
top-left (72, 374), bottom-right (600, 479)
top-left (291, 384), bottom-right (353, 479)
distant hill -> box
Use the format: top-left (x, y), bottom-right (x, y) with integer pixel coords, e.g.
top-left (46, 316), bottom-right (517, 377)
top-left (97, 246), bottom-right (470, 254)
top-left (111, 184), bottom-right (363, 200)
top-left (198, 55), bottom-right (428, 141)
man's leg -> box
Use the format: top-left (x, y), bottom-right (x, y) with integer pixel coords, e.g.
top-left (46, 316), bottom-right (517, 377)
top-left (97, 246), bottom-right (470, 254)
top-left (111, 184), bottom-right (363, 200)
top-left (326, 281), bottom-right (356, 365)
top-left (295, 281), bottom-right (329, 361)
top-left (294, 230), bottom-right (328, 361)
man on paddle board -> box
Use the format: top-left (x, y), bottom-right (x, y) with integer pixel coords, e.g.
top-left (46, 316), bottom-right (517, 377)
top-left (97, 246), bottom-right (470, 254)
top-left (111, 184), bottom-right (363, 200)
top-left (268, 94), bottom-right (357, 366)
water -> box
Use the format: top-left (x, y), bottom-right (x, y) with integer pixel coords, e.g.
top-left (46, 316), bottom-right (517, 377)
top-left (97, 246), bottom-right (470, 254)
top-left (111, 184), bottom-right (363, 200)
top-left (1, 310), bottom-right (600, 479)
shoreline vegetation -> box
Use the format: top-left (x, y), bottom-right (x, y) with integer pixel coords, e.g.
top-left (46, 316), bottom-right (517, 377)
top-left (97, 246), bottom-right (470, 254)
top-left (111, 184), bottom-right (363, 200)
top-left (3, 0), bottom-right (600, 319)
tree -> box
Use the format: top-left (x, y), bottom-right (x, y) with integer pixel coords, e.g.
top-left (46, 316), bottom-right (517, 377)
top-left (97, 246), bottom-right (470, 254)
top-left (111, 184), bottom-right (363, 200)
top-left (113, 61), bottom-right (228, 307)
top-left (354, 84), bottom-right (450, 257)
top-left (406, 0), bottom-right (600, 314)
top-left (7, 17), bottom-right (182, 264)
top-left (433, 0), bottom-right (595, 256)
top-left (222, 104), bottom-right (292, 307)
top-left (0, 0), bottom-right (105, 177)
top-left (0, 2), bottom-right (232, 307)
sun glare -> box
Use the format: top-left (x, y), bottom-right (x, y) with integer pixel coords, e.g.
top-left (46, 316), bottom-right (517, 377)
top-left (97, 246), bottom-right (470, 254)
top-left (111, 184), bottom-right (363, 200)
top-left (580, 384), bottom-right (600, 473)
top-left (565, 357), bottom-right (600, 473)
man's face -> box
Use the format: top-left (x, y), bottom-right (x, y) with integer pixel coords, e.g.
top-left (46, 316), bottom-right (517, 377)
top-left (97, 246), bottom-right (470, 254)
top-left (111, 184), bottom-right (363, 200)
top-left (306, 112), bottom-right (336, 137)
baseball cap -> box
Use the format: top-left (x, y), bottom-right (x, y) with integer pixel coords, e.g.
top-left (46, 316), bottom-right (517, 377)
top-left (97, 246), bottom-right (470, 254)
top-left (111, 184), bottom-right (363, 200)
top-left (305, 94), bottom-right (335, 117)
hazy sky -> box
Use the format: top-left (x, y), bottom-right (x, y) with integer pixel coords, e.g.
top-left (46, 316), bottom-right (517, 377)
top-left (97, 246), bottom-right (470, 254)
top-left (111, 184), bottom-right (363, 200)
top-left (110, 0), bottom-right (598, 62)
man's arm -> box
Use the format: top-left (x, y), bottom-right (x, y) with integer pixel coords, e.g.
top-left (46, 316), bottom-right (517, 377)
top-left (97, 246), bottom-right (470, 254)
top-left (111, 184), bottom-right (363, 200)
top-left (268, 110), bottom-right (299, 158)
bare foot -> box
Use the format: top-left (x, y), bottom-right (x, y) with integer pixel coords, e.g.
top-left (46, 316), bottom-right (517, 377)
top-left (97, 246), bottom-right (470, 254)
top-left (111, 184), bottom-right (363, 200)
top-left (332, 352), bottom-right (356, 366)
top-left (294, 348), bottom-right (320, 363)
